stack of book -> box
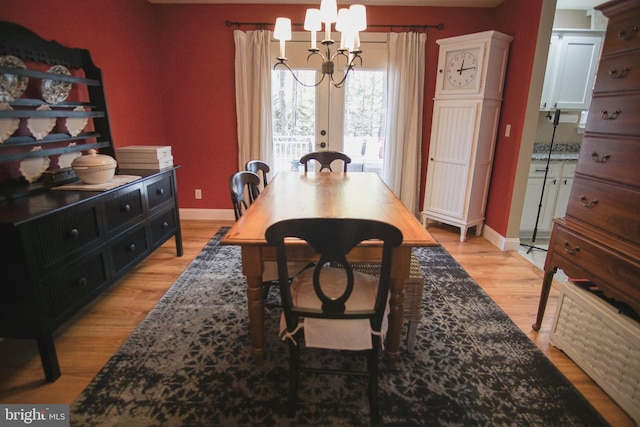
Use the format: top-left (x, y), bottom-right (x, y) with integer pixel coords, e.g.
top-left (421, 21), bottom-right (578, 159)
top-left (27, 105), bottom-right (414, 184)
top-left (116, 145), bottom-right (173, 170)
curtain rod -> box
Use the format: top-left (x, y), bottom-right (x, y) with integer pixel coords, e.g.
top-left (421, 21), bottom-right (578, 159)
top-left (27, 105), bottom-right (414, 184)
top-left (225, 20), bottom-right (444, 31)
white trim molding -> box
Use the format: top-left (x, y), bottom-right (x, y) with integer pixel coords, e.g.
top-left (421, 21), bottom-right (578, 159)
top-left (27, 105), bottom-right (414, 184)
top-left (180, 208), bottom-right (235, 221)
top-left (482, 223), bottom-right (521, 252)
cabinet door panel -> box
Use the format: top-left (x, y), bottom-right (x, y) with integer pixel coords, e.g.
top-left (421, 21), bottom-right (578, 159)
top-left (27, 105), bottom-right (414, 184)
top-left (555, 35), bottom-right (602, 110)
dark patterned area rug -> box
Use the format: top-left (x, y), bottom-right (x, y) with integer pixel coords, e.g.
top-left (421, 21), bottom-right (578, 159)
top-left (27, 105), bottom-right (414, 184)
top-left (70, 228), bottom-right (609, 426)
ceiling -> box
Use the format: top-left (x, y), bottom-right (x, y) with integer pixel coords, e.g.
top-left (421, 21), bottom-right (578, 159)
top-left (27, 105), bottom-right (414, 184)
top-left (148, 0), bottom-right (606, 10)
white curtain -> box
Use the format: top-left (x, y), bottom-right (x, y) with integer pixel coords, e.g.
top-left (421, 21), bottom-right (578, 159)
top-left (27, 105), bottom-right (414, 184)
top-left (233, 30), bottom-right (273, 171)
top-left (383, 32), bottom-right (427, 216)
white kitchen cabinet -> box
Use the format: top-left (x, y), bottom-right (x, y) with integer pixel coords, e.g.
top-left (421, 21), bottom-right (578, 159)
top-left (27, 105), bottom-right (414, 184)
top-left (540, 30), bottom-right (603, 111)
top-left (519, 161), bottom-right (576, 237)
top-left (422, 31), bottom-right (512, 242)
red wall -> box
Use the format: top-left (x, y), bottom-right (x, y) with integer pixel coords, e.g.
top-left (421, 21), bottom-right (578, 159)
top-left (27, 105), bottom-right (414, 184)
top-left (0, 0), bottom-right (542, 238)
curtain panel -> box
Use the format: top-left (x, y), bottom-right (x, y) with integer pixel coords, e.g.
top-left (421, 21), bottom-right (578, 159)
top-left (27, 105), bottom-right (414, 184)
top-left (233, 30), bottom-right (273, 171)
top-left (383, 32), bottom-right (427, 216)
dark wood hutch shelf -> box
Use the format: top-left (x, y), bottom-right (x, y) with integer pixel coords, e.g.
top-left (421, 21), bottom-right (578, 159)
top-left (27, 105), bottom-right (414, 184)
top-left (0, 22), bottom-right (183, 381)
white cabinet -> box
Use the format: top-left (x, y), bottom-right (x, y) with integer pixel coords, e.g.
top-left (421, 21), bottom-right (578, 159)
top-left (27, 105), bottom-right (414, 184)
top-left (519, 162), bottom-right (576, 237)
top-left (422, 30), bottom-right (512, 242)
top-left (540, 30), bottom-right (603, 111)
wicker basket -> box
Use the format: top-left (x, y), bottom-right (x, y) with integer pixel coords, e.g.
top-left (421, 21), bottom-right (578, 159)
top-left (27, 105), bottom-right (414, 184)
top-left (352, 253), bottom-right (425, 353)
top-left (551, 281), bottom-right (640, 424)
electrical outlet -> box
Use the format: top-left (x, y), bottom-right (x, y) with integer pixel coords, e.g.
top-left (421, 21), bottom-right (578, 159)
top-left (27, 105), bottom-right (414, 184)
top-left (195, 189), bottom-right (202, 199)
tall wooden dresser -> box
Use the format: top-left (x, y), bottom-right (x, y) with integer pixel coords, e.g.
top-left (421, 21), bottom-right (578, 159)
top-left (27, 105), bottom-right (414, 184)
top-left (533, 0), bottom-right (640, 330)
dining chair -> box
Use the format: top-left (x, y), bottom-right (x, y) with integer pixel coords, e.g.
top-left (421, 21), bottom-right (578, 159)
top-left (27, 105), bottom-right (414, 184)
top-left (299, 150), bottom-right (352, 172)
top-left (229, 171), bottom-right (260, 220)
top-left (265, 217), bottom-right (403, 422)
top-left (245, 159), bottom-right (270, 188)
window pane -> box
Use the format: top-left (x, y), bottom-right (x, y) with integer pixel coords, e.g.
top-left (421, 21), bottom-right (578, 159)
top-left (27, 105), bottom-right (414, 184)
top-left (342, 71), bottom-right (386, 176)
top-left (271, 70), bottom-right (316, 174)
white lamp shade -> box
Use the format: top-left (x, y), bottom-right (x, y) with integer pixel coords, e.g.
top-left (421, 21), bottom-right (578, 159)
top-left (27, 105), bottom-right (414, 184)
top-left (319, 0), bottom-right (338, 23)
top-left (304, 8), bottom-right (322, 31)
top-left (350, 4), bottom-right (367, 31)
top-left (335, 8), bottom-right (353, 33)
top-left (274, 17), bottom-right (292, 40)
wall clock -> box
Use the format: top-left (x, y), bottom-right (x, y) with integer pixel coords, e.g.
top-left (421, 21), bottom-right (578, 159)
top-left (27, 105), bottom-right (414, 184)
top-left (446, 49), bottom-right (479, 88)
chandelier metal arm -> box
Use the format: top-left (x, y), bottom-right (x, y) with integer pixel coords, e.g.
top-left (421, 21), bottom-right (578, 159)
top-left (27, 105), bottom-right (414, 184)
top-left (273, 59), bottom-right (326, 87)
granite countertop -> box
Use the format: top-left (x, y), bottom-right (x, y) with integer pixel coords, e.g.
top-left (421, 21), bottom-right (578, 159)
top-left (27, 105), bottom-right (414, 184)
top-left (531, 143), bottom-right (580, 162)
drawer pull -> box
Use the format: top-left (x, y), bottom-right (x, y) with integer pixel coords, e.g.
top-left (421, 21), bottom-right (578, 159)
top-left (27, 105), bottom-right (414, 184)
top-left (534, 168), bottom-right (547, 173)
top-left (127, 243), bottom-right (136, 252)
top-left (563, 241), bottom-right (580, 255)
top-left (74, 277), bottom-right (88, 288)
top-left (122, 203), bottom-right (131, 212)
top-left (579, 195), bottom-right (598, 207)
top-left (608, 66), bottom-right (631, 78)
top-left (161, 221), bottom-right (169, 228)
top-left (591, 151), bottom-right (610, 163)
top-left (156, 188), bottom-right (165, 196)
top-left (618, 25), bottom-right (639, 40)
top-left (600, 109), bottom-right (621, 120)
top-left (68, 228), bottom-right (79, 239)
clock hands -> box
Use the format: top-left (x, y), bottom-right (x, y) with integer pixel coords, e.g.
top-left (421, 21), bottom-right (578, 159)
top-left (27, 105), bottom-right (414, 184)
top-left (457, 59), bottom-right (477, 75)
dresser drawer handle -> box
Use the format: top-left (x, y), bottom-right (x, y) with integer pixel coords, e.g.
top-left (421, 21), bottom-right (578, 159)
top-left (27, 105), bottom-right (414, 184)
top-left (156, 188), bottom-right (165, 196)
top-left (122, 203), bottom-right (131, 212)
top-left (563, 241), bottom-right (580, 255)
top-left (161, 221), bottom-right (169, 228)
top-left (74, 277), bottom-right (88, 288)
top-left (600, 109), bottom-right (621, 120)
top-left (608, 66), bottom-right (631, 78)
top-left (579, 195), bottom-right (598, 207)
top-left (127, 243), bottom-right (136, 252)
top-left (68, 228), bottom-right (79, 239)
top-left (618, 25), bottom-right (639, 40)
top-left (591, 151), bottom-right (610, 163)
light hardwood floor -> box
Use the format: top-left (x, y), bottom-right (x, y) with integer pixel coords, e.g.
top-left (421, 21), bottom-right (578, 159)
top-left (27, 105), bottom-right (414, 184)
top-left (0, 219), bottom-right (634, 426)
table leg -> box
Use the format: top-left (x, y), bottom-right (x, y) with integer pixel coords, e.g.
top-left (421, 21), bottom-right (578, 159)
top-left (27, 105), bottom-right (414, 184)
top-left (241, 246), bottom-right (265, 365)
top-left (386, 246), bottom-right (411, 370)
top-left (532, 267), bottom-right (557, 331)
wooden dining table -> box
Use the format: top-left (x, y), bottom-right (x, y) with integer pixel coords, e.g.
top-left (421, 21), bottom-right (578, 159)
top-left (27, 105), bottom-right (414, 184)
top-left (220, 171), bottom-right (438, 369)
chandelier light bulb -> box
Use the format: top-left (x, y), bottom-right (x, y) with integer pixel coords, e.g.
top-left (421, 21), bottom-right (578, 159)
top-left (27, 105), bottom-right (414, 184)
top-left (274, 17), bottom-right (292, 59)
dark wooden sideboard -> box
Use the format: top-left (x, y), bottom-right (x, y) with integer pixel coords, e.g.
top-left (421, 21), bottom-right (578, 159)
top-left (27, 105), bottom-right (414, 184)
top-left (0, 23), bottom-right (183, 381)
top-left (0, 168), bottom-right (182, 381)
top-left (533, 0), bottom-right (640, 330)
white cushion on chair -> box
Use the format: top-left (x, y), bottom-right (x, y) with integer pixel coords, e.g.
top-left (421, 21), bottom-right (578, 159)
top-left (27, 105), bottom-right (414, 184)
top-left (279, 267), bottom-right (388, 350)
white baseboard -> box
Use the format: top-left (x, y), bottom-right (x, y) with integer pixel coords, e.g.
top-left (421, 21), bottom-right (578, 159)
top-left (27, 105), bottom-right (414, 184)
top-left (179, 208), bottom-right (235, 221)
top-left (482, 224), bottom-right (520, 252)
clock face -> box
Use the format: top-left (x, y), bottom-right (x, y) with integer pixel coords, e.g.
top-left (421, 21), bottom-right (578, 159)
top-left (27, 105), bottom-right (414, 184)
top-left (446, 51), bottom-right (478, 88)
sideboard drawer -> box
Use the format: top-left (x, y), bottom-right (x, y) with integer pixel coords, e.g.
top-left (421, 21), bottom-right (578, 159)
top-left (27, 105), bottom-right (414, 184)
top-left (594, 51), bottom-right (640, 94)
top-left (110, 226), bottom-right (149, 274)
top-left (41, 252), bottom-right (108, 319)
top-left (150, 207), bottom-right (178, 247)
top-left (551, 224), bottom-right (640, 308)
top-left (586, 92), bottom-right (640, 136)
top-left (565, 177), bottom-right (640, 244)
top-left (147, 174), bottom-right (173, 210)
top-left (34, 206), bottom-right (100, 268)
top-left (601, 8), bottom-right (640, 55)
top-left (577, 136), bottom-right (640, 187)
top-left (104, 185), bottom-right (144, 231)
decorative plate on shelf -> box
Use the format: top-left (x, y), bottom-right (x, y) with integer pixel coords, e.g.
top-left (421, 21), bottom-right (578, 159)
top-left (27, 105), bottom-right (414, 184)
top-left (0, 55), bottom-right (28, 102)
top-left (41, 65), bottom-right (72, 104)
top-left (27, 105), bottom-right (56, 140)
top-left (19, 146), bottom-right (50, 183)
top-left (64, 106), bottom-right (88, 137)
top-left (0, 102), bottom-right (19, 143)
top-left (58, 142), bottom-right (82, 169)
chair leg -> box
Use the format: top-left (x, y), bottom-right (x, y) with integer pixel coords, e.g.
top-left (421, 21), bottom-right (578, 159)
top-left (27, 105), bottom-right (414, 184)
top-left (287, 342), bottom-right (300, 417)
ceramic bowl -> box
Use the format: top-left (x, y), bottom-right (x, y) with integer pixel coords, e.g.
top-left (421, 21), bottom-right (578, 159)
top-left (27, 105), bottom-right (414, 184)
top-left (71, 149), bottom-right (117, 184)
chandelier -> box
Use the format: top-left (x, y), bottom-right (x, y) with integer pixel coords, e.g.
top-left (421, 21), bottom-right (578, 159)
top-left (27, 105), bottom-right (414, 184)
top-left (273, 0), bottom-right (367, 88)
